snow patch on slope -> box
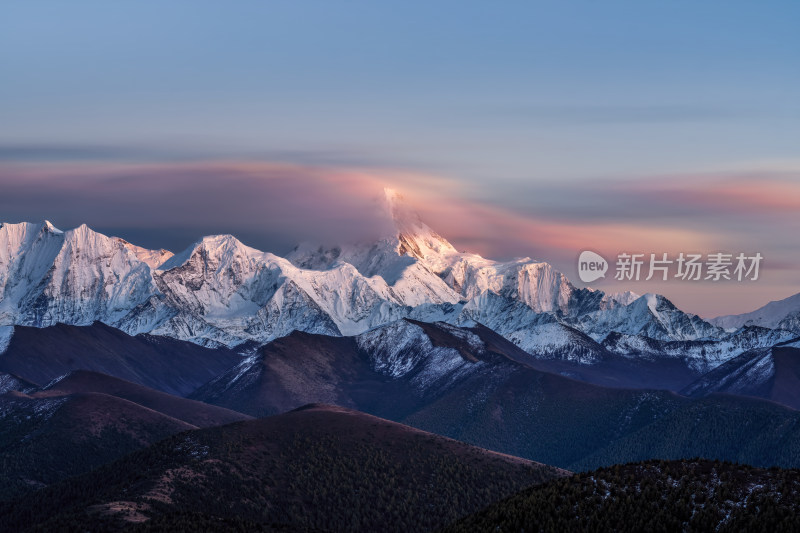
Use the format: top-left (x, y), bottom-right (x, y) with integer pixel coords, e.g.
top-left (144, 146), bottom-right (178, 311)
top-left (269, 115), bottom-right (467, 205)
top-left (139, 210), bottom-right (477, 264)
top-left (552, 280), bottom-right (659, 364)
top-left (682, 347), bottom-right (776, 397)
top-left (574, 293), bottom-right (722, 342)
top-left (356, 320), bottom-right (482, 391)
top-left (0, 395), bottom-right (69, 426)
top-left (0, 325), bottom-right (13, 353)
top-left (0, 372), bottom-right (24, 394)
top-left (711, 292), bottom-right (800, 331)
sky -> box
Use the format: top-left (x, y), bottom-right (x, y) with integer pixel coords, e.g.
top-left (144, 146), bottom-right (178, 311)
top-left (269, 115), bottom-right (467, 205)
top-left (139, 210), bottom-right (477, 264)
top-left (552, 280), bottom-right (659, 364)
top-left (1, 1), bottom-right (799, 317)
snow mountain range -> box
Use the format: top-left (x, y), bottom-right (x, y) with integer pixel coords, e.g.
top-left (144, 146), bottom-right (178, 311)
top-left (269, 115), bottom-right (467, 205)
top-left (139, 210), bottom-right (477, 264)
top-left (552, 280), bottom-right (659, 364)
top-left (1, 188), bottom-right (797, 376)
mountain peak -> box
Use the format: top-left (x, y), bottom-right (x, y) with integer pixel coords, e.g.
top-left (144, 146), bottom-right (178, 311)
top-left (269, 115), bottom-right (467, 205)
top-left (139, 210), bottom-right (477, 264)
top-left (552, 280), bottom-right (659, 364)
top-left (711, 292), bottom-right (800, 331)
top-left (379, 187), bottom-right (457, 262)
top-left (198, 233), bottom-right (246, 247)
top-left (119, 240), bottom-right (174, 270)
top-left (64, 223), bottom-right (97, 240)
top-left (158, 233), bottom-right (261, 271)
top-left (42, 220), bottom-right (63, 234)
top-left (383, 186), bottom-right (401, 204)
top-left (602, 290), bottom-right (639, 307)
top-left (0, 221), bottom-right (62, 241)
top-left (381, 187), bottom-right (418, 231)
top-left (638, 293), bottom-right (676, 313)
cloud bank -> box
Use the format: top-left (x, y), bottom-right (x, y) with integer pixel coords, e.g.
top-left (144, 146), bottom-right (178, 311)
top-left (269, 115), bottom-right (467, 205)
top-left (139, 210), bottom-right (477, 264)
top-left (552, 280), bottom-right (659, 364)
top-left (1, 158), bottom-right (797, 317)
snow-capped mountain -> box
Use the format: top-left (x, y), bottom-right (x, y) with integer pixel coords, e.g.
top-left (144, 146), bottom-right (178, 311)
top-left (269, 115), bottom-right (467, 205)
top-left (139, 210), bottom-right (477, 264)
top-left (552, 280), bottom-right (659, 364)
top-left (681, 343), bottom-right (800, 409)
top-left (0, 221), bottom-right (162, 329)
top-left (0, 189), bottom-right (794, 374)
top-left (455, 291), bottom-right (610, 364)
top-left (356, 319), bottom-right (486, 391)
top-left (130, 234), bottom-right (344, 345)
top-left (7, 191), bottom-right (611, 348)
top-left (570, 293), bottom-right (723, 343)
top-left (711, 292), bottom-right (800, 333)
top-left (602, 325), bottom-right (796, 373)
top-left (288, 189), bottom-right (611, 316)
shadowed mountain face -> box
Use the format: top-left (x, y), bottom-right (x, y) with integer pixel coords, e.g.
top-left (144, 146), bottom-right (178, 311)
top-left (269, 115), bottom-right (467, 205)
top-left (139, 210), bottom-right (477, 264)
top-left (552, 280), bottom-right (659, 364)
top-left (190, 318), bottom-right (695, 420)
top-left (190, 333), bottom-right (388, 418)
top-left (0, 371), bottom-right (37, 394)
top-left (0, 372), bottom-right (251, 502)
top-left (0, 322), bottom-right (242, 396)
top-left (190, 319), bottom-right (800, 471)
top-left (554, 393), bottom-right (800, 472)
top-left (44, 370), bottom-right (252, 427)
top-left (0, 404), bottom-right (567, 533)
top-left (446, 460), bottom-right (800, 533)
top-left (0, 390), bottom-right (195, 501)
top-left (682, 345), bottom-right (800, 410)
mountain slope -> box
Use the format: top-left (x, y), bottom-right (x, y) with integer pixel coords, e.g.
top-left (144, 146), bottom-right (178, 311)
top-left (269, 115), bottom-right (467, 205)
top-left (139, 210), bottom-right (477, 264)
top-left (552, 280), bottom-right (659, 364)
top-left (1, 404), bottom-right (567, 532)
top-left (0, 322), bottom-right (242, 396)
top-left (0, 222), bottom-right (166, 329)
top-left (711, 292), bottom-right (800, 332)
top-left (571, 293), bottom-right (723, 342)
top-left (569, 394), bottom-right (800, 471)
top-left (44, 370), bottom-right (251, 427)
top-left (456, 291), bottom-right (612, 364)
top-left (0, 390), bottom-right (195, 501)
top-left (446, 460), bottom-right (800, 533)
top-left (191, 319), bottom-right (800, 471)
top-left (0, 221), bottom-right (66, 326)
top-left (682, 346), bottom-right (800, 409)
top-left (0, 372), bottom-right (37, 394)
top-left (601, 325), bottom-right (796, 376)
top-left (190, 332), bottom-right (385, 418)
top-left (191, 318), bottom-right (493, 419)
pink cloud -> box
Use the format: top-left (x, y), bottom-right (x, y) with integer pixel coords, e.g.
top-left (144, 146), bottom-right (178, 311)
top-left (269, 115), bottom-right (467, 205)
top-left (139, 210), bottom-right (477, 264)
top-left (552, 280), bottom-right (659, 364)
top-left (1, 159), bottom-right (797, 317)
top-left (618, 174), bottom-right (800, 215)
top-left (0, 159), bottom-right (779, 264)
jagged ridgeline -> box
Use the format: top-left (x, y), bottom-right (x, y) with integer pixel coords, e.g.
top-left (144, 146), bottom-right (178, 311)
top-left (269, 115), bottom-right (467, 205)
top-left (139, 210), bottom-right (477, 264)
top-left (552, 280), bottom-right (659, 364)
top-left (1, 190), bottom-right (797, 369)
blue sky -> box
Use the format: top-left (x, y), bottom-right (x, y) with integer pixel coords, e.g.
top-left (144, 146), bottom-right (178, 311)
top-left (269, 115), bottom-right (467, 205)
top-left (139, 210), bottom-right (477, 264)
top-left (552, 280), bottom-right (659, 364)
top-left (1, 1), bottom-right (799, 316)
top-left (4, 1), bottom-right (798, 176)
